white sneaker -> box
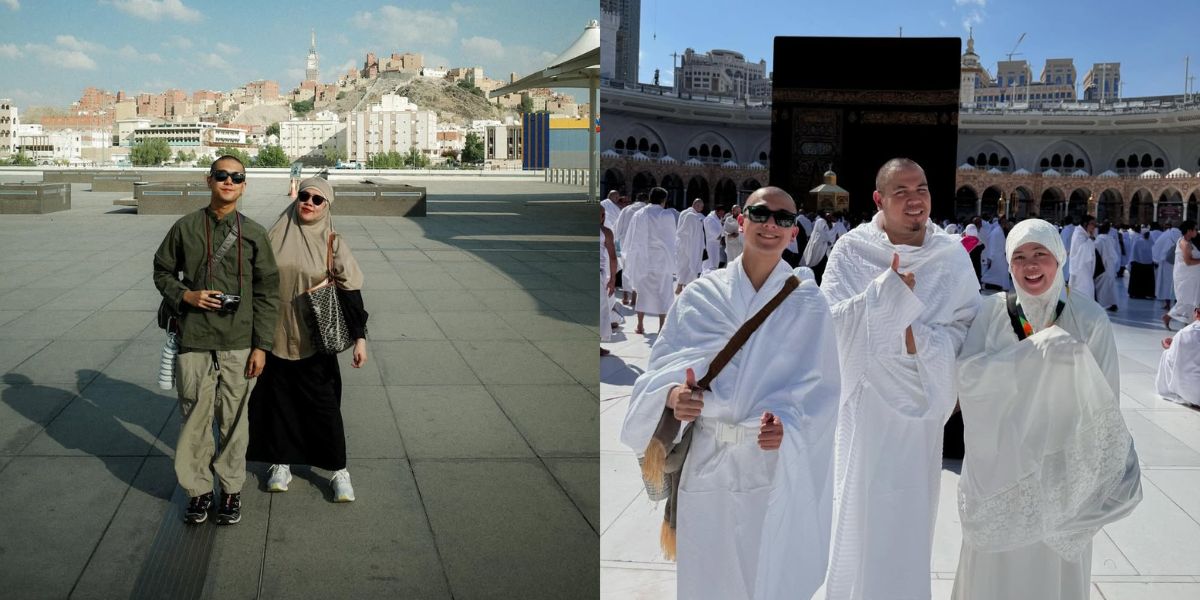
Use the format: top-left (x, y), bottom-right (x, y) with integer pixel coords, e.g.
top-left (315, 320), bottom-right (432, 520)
top-left (331, 469), bottom-right (355, 502)
top-left (267, 464), bottom-right (292, 492)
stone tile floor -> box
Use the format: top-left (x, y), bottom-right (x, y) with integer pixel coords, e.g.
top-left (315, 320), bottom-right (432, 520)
top-left (0, 171), bottom-right (599, 599)
top-left (600, 274), bottom-right (1200, 599)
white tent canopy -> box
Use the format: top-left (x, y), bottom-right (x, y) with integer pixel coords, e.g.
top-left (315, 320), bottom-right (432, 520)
top-left (490, 20), bottom-right (600, 201)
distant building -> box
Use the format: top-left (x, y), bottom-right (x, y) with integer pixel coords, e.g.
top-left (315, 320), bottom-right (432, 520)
top-left (344, 94), bottom-right (438, 162)
top-left (601, 0), bottom-right (640, 84)
top-left (306, 30), bottom-right (320, 82)
top-left (383, 52), bottom-right (423, 73)
top-left (600, 8), bottom-right (618, 80)
top-left (420, 66), bottom-right (448, 79)
top-left (675, 48), bottom-right (771, 102)
top-left (17, 124), bottom-right (83, 164)
top-left (959, 31), bottom-right (1094, 108)
top-left (131, 121), bottom-right (247, 154)
top-left (1083, 62), bottom-right (1121, 101)
top-left (478, 117), bottom-right (522, 162)
top-left (0, 99), bottom-right (17, 158)
top-left (280, 110), bottom-right (346, 160)
top-left (245, 80), bottom-right (280, 101)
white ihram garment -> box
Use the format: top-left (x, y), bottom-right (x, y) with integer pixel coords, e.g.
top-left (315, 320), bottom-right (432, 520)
top-left (621, 258), bottom-right (840, 600)
top-left (1067, 228), bottom-right (1096, 300)
top-left (600, 231), bottom-right (611, 341)
top-left (1154, 228), bottom-right (1181, 301)
top-left (1158, 320), bottom-right (1200, 407)
top-left (703, 212), bottom-right (723, 272)
top-left (980, 225), bottom-right (1013, 290)
top-left (1168, 240), bottom-right (1200, 323)
top-left (1061, 224), bottom-right (1075, 281)
top-left (601, 197), bottom-right (621, 231)
top-left (676, 209), bottom-right (705, 286)
top-left (801, 218), bottom-right (832, 268)
top-left (820, 213), bottom-right (980, 600)
top-left (723, 215), bottom-right (744, 262)
top-left (626, 204), bottom-right (678, 315)
top-left (1094, 234), bottom-right (1121, 309)
top-left (953, 291), bottom-right (1141, 600)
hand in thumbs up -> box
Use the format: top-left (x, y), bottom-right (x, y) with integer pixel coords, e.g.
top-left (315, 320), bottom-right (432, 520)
top-left (758, 411), bottom-right (783, 450)
top-left (892, 253), bottom-right (916, 291)
top-left (667, 367), bottom-right (704, 422)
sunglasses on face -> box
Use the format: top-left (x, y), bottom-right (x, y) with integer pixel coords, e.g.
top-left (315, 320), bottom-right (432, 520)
top-left (210, 170), bottom-right (246, 184)
top-left (744, 204), bottom-right (797, 228)
top-left (297, 190), bottom-right (327, 206)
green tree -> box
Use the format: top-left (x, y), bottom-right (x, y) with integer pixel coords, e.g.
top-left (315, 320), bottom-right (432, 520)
top-left (130, 138), bottom-right (172, 166)
top-left (323, 147), bottom-right (347, 165)
top-left (175, 150), bottom-right (189, 164)
top-left (265, 122), bottom-right (280, 137)
top-left (290, 99), bottom-right (314, 115)
top-left (406, 146), bottom-right (430, 168)
top-left (366, 150), bottom-right (405, 169)
top-left (254, 145), bottom-right (290, 167)
top-left (519, 95), bottom-right (534, 114)
top-left (6, 149), bottom-right (35, 166)
top-left (214, 146), bottom-right (251, 166)
top-left (461, 132), bottom-right (484, 164)
top-left (195, 154), bottom-right (214, 168)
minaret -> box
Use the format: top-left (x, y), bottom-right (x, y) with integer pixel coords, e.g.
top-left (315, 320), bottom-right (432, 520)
top-left (960, 28), bottom-right (982, 108)
top-left (305, 29), bottom-right (319, 82)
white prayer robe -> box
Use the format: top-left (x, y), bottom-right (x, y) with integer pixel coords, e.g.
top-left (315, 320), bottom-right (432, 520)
top-left (600, 230), bottom-right (613, 342)
top-left (832, 220), bottom-right (848, 241)
top-left (801, 218), bottom-right (833, 268)
top-left (1061, 224), bottom-right (1075, 281)
top-left (953, 291), bottom-right (1141, 600)
top-left (821, 214), bottom-right (981, 600)
top-left (627, 204), bottom-right (678, 315)
top-left (601, 197), bottom-right (621, 231)
top-left (1169, 240), bottom-right (1200, 323)
top-left (797, 214), bottom-right (814, 236)
top-left (1158, 320), bottom-right (1200, 407)
top-left (703, 212), bottom-right (723, 272)
top-left (676, 209), bottom-right (706, 287)
top-left (1154, 228), bottom-right (1182, 301)
top-left (621, 258), bottom-right (841, 600)
top-left (980, 225), bottom-right (1013, 290)
top-left (615, 200), bottom-right (647, 255)
top-left (723, 214), bottom-right (744, 263)
top-left (1067, 228), bottom-right (1096, 300)
top-left (1094, 234), bottom-right (1121, 309)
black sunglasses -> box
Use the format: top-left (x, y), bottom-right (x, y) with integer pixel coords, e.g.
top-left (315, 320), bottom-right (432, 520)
top-left (210, 169), bottom-right (246, 184)
top-left (744, 204), bottom-right (797, 228)
top-left (297, 190), bottom-right (326, 206)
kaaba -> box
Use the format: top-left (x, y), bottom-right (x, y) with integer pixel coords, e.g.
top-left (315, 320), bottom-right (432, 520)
top-left (769, 37), bottom-right (961, 219)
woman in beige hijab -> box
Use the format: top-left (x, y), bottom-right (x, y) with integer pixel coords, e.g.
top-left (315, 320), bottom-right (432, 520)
top-left (247, 177), bottom-right (368, 502)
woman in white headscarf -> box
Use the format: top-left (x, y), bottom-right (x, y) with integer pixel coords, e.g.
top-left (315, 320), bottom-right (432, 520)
top-left (247, 177), bottom-right (369, 503)
top-left (951, 218), bottom-right (1142, 600)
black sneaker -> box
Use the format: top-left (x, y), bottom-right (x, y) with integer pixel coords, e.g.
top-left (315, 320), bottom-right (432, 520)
top-left (184, 492), bottom-right (213, 525)
top-left (215, 492), bottom-right (241, 525)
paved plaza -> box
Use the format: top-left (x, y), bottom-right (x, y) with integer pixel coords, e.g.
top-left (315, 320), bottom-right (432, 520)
top-left (601, 276), bottom-right (1200, 599)
top-left (0, 169), bottom-right (599, 599)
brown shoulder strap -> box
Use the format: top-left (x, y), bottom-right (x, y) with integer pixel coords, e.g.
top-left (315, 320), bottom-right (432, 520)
top-left (326, 232), bottom-right (335, 276)
top-left (695, 275), bottom-right (800, 390)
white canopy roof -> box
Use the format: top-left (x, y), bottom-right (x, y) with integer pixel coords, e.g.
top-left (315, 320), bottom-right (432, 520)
top-left (1167, 167), bottom-right (1192, 178)
top-left (490, 20), bottom-right (600, 96)
top-left (1139, 169), bottom-right (1162, 179)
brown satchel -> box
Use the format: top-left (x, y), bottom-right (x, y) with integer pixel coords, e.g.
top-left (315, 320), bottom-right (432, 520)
top-left (640, 274), bottom-right (801, 560)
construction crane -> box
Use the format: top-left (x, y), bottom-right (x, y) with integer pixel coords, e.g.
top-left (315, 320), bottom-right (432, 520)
top-left (1006, 33), bottom-right (1026, 61)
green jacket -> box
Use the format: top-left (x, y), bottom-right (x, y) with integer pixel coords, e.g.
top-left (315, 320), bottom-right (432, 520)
top-left (153, 207), bottom-right (280, 351)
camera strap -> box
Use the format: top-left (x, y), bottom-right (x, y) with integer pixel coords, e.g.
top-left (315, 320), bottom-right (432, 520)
top-left (203, 212), bottom-right (244, 295)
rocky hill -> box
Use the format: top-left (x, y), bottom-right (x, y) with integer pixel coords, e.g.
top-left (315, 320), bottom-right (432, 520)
top-left (330, 72), bottom-right (517, 125)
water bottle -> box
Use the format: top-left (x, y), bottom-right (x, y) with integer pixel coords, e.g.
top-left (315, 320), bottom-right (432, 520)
top-left (158, 331), bottom-right (179, 390)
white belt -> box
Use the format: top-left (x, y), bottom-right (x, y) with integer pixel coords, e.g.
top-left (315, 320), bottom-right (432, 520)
top-left (699, 417), bottom-right (756, 445)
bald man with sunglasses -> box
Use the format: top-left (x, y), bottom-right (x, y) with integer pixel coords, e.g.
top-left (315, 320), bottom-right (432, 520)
top-left (623, 186), bottom-right (841, 599)
top-left (153, 155), bottom-right (280, 526)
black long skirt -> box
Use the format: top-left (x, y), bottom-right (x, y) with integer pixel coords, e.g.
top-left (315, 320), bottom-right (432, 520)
top-left (247, 352), bottom-right (346, 471)
top-left (1128, 262), bottom-right (1156, 299)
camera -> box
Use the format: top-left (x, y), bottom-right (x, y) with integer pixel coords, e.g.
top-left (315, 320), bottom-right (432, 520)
top-left (213, 293), bottom-right (241, 312)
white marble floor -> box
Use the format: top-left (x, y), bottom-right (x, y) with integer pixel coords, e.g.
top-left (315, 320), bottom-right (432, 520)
top-left (600, 276), bottom-right (1200, 599)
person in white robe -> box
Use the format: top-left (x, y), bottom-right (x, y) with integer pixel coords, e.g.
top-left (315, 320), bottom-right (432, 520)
top-left (1061, 221), bottom-right (1075, 282)
top-left (1094, 223), bottom-right (1122, 311)
top-left (1115, 226), bottom-right (1131, 276)
top-left (1154, 224), bottom-right (1182, 310)
top-left (723, 205), bottom-right (744, 263)
top-left (600, 208), bottom-right (617, 351)
top-left (944, 222), bottom-right (960, 235)
top-left (797, 212), bottom-right (814, 236)
top-left (703, 207), bottom-right (724, 272)
top-left (1158, 305), bottom-right (1200, 407)
top-left (676, 199), bottom-right (706, 293)
top-left (1128, 229), bottom-right (1157, 298)
top-left (801, 213), bottom-right (834, 283)
top-left (616, 195), bottom-right (647, 305)
top-left (981, 217), bottom-right (1013, 291)
top-left (953, 218), bottom-right (1142, 600)
top-left (1166, 221), bottom-right (1200, 328)
top-left (627, 187), bottom-right (679, 334)
top-left (601, 190), bottom-right (622, 231)
top-left (621, 186), bottom-right (840, 600)
top-left (821, 159), bottom-right (980, 600)
top-left (1067, 217), bottom-right (1097, 300)
top-left (831, 216), bottom-right (849, 241)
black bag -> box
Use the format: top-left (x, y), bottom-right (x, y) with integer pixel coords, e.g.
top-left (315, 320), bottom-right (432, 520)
top-left (1094, 249), bottom-right (1105, 278)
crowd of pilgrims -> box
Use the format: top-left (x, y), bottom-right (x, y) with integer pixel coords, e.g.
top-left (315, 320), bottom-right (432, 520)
top-left (599, 179), bottom-right (1200, 600)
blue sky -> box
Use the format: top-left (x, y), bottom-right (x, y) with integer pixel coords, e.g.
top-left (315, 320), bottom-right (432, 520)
top-left (0, 0), bottom-right (595, 107)
top-left (636, 0), bottom-right (1199, 98)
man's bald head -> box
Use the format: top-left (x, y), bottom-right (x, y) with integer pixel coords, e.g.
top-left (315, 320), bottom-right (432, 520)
top-left (692, 199), bottom-right (704, 210)
top-left (607, 190), bottom-right (619, 201)
top-left (745, 186), bottom-right (797, 212)
top-left (875, 158), bottom-right (925, 193)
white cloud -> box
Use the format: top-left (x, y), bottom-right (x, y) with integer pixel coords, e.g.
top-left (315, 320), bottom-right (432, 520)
top-left (939, 19), bottom-right (948, 28)
top-left (215, 42), bottom-right (239, 55)
top-left (460, 36), bottom-right (503, 58)
top-left (0, 43), bottom-right (22, 59)
top-left (200, 52), bottom-right (230, 70)
top-left (107, 0), bottom-right (201, 23)
top-left (164, 35), bottom-right (193, 50)
top-left (116, 44), bottom-right (162, 63)
top-left (460, 36), bottom-right (556, 77)
top-left (55, 35), bottom-right (103, 53)
top-left (24, 43), bottom-right (97, 70)
top-left (423, 53), bottom-right (452, 70)
top-left (351, 6), bottom-right (457, 46)
top-left (2, 0), bottom-right (19, 11)
top-left (962, 10), bottom-right (984, 31)
top-left (954, 0), bottom-right (986, 5)
top-left (449, 2), bottom-right (474, 15)
top-left (284, 67), bottom-right (305, 82)
top-left (336, 58), bottom-right (357, 73)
